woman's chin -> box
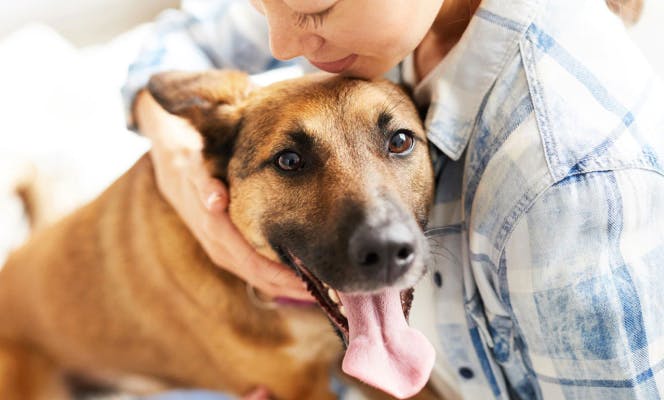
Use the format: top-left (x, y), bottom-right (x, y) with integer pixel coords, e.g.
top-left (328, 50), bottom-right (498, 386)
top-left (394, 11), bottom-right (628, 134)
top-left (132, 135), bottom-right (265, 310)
top-left (336, 58), bottom-right (397, 80)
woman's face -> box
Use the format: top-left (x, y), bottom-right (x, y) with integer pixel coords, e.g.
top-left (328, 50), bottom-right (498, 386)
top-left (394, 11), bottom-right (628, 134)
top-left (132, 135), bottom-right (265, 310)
top-left (250, 0), bottom-right (444, 79)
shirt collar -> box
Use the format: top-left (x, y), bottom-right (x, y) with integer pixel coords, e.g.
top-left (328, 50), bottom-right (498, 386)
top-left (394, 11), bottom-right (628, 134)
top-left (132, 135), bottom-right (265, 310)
top-left (406, 0), bottom-right (545, 160)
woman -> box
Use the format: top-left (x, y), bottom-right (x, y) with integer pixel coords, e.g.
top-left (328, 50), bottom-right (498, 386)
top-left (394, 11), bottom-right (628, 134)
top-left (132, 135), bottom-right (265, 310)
top-left (123, 0), bottom-right (664, 398)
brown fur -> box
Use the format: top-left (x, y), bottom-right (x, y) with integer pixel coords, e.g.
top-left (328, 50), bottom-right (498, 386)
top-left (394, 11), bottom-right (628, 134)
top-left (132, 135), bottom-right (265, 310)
top-left (0, 70), bottom-right (435, 400)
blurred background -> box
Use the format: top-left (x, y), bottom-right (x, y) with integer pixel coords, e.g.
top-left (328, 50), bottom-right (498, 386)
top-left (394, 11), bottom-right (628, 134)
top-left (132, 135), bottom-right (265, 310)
top-left (0, 0), bottom-right (181, 263)
top-left (0, 0), bottom-right (663, 265)
top-left (0, 0), bottom-right (178, 46)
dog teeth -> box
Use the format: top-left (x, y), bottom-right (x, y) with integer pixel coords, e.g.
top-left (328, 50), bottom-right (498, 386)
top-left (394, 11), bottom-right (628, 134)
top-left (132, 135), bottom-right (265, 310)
top-left (328, 288), bottom-right (340, 304)
top-left (339, 305), bottom-right (347, 317)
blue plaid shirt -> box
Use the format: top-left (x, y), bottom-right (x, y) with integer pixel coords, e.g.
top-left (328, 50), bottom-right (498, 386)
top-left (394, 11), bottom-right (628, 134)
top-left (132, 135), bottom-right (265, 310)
top-left (122, 1), bottom-right (664, 399)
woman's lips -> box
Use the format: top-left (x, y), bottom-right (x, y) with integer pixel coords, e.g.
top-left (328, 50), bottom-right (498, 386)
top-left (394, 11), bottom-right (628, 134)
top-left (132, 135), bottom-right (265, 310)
top-left (310, 54), bottom-right (358, 73)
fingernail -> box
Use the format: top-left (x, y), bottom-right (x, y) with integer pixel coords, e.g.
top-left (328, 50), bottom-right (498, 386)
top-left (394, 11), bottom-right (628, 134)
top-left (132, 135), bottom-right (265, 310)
top-left (206, 193), bottom-right (222, 210)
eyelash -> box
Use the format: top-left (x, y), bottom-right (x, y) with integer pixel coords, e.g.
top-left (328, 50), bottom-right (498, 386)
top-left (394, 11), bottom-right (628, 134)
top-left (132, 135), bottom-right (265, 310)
top-left (294, 8), bottom-right (332, 29)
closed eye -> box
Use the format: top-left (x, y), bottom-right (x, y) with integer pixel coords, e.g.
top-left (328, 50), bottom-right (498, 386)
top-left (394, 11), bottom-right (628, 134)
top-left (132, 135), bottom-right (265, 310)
top-left (293, 7), bottom-right (333, 29)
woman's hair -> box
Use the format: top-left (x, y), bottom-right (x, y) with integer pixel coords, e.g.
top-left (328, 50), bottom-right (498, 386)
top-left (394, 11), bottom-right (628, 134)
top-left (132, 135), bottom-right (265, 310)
top-left (606, 0), bottom-right (644, 25)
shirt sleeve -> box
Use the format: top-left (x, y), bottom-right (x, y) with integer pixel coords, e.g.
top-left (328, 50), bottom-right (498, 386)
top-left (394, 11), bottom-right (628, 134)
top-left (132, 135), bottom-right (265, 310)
top-left (500, 167), bottom-right (664, 399)
top-left (120, 0), bottom-right (298, 130)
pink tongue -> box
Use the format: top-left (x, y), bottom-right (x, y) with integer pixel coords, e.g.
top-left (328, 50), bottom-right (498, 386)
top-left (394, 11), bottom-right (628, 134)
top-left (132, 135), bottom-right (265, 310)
top-left (339, 288), bottom-right (435, 399)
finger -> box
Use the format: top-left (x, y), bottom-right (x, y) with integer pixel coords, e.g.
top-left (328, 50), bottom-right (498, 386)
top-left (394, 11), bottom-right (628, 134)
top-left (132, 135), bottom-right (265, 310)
top-left (244, 252), bottom-right (315, 301)
top-left (241, 386), bottom-right (271, 400)
top-left (202, 179), bottom-right (229, 214)
top-left (204, 216), bottom-right (314, 300)
top-left (215, 220), bottom-right (307, 291)
top-left (263, 280), bottom-right (315, 302)
top-left (230, 242), bottom-right (312, 298)
top-left (188, 157), bottom-right (229, 214)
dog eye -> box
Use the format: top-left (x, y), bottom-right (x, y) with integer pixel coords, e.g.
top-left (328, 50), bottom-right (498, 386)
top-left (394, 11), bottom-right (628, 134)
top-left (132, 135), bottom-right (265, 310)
top-left (275, 151), bottom-right (304, 171)
top-left (388, 130), bottom-right (415, 155)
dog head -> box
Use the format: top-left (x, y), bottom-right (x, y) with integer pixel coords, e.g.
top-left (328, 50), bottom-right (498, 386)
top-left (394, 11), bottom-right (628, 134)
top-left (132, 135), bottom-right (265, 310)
top-left (148, 70), bottom-right (435, 398)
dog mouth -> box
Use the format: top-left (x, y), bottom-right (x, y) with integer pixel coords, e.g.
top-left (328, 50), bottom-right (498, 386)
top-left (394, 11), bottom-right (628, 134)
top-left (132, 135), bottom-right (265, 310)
top-left (276, 246), bottom-right (414, 345)
top-left (276, 246), bottom-right (352, 341)
top-left (276, 246), bottom-right (435, 399)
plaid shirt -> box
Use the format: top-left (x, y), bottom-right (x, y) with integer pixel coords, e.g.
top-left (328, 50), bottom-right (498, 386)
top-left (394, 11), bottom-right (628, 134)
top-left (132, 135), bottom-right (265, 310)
top-left (122, 1), bottom-right (664, 399)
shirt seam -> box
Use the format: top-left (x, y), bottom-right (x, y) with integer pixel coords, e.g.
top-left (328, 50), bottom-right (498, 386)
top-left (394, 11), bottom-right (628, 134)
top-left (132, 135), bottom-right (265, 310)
top-left (494, 164), bottom-right (664, 272)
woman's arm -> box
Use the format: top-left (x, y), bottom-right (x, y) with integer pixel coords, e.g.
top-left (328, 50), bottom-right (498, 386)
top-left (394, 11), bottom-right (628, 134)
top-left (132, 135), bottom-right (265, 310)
top-left (500, 168), bottom-right (664, 398)
top-left (135, 90), bottom-right (312, 300)
top-left (122, 0), bottom-right (312, 301)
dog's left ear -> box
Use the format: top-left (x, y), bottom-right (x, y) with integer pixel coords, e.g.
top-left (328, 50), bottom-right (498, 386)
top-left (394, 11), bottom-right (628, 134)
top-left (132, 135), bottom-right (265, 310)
top-left (147, 69), bottom-right (253, 180)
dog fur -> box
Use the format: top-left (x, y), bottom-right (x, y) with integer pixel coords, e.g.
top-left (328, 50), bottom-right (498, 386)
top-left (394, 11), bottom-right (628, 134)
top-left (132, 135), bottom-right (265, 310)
top-left (0, 70), bottom-right (435, 400)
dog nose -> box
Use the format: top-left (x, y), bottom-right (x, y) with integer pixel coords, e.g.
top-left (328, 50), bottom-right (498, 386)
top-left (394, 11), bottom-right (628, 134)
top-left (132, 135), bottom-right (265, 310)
top-left (349, 222), bottom-right (417, 283)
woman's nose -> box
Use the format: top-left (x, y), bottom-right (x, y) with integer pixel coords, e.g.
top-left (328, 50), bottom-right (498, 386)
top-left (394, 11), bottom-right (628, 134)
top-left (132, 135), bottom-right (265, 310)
top-left (268, 23), bottom-right (324, 60)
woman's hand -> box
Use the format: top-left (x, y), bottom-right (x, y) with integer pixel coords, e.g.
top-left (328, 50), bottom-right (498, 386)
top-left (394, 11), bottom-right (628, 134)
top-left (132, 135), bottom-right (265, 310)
top-left (134, 90), bottom-right (313, 301)
top-left (241, 387), bottom-right (271, 400)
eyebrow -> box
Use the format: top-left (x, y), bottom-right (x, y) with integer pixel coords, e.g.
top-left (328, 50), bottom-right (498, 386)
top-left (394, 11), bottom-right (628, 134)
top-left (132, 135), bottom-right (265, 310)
top-left (251, 127), bottom-right (316, 175)
top-left (377, 111), bottom-right (393, 132)
top-left (286, 129), bottom-right (315, 151)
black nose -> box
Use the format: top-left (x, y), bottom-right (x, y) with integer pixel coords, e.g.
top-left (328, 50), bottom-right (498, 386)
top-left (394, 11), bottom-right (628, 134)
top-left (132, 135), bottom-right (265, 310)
top-left (349, 222), bottom-right (417, 283)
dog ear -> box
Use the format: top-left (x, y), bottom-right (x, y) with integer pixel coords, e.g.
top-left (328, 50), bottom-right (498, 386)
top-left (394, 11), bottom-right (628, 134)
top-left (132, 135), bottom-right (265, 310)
top-left (147, 70), bottom-right (254, 181)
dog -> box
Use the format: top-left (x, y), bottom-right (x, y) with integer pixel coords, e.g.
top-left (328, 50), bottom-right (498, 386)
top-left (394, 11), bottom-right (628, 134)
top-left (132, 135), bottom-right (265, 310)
top-left (0, 70), bottom-right (436, 400)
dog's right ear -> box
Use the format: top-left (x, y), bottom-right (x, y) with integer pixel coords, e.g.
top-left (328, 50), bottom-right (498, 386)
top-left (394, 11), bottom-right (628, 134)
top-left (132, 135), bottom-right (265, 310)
top-left (147, 70), bottom-right (254, 180)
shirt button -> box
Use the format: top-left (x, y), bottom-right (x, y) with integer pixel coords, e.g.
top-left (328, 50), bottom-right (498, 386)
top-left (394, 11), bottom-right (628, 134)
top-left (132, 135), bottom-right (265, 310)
top-left (433, 271), bottom-right (443, 287)
top-left (459, 367), bottom-right (474, 379)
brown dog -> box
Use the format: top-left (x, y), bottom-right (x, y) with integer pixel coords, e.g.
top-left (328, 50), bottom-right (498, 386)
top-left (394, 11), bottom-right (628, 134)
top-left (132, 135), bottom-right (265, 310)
top-left (0, 70), bottom-right (436, 400)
